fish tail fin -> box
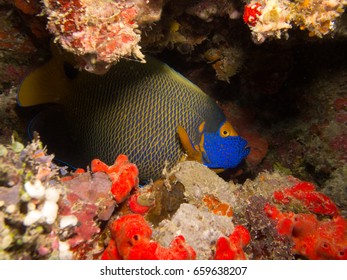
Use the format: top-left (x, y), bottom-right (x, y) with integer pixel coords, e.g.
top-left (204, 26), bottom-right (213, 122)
top-left (17, 42), bottom-right (73, 107)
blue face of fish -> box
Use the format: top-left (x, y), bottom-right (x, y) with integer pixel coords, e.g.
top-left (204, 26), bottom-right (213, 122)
top-left (177, 120), bottom-right (250, 171)
top-left (202, 130), bottom-right (250, 169)
top-left (200, 119), bottom-right (250, 169)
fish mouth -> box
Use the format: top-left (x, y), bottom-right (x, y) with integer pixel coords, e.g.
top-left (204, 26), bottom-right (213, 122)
top-left (243, 144), bottom-right (251, 155)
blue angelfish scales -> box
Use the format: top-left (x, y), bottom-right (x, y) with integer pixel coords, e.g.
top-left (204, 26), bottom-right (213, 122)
top-left (18, 47), bottom-right (250, 181)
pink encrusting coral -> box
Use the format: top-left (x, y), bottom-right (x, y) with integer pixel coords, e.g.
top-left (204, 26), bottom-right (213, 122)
top-left (42, 0), bottom-right (164, 73)
top-left (101, 214), bottom-right (196, 260)
top-left (58, 155), bottom-right (139, 257)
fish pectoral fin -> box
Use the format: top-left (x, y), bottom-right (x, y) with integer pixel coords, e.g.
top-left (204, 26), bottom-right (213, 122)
top-left (198, 121), bottom-right (205, 133)
top-left (177, 125), bottom-right (202, 163)
top-left (211, 168), bottom-right (225, 173)
top-left (201, 150), bottom-right (211, 164)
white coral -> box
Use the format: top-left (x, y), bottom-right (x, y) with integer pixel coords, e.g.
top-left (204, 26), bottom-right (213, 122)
top-left (24, 180), bottom-right (45, 199)
top-left (24, 210), bottom-right (42, 226)
top-left (41, 201), bottom-right (58, 224)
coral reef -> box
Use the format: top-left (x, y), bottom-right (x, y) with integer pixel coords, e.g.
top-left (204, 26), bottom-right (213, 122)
top-left (258, 65), bottom-right (347, 203)
top-left (273, 182), bottom-right (339, 216)
top-left (153, 203), bottom-right (234, 260)
top-left (101, 213), bottom-right (196, 260)
top-left (128, 192), bottom-right (152, 215)
top-left (0, 139), bottom-right (139, 259)
top-left (0, 89), bottom-right (26, 145)
top-left (0, 137), bottom-right (65, 259)
top-left (202, 194), bottom-right (234, 217)
top-left (267, 181), bottom-right (346, 260)
top-left (203, 44), bottom-right (244, 83)
top-left (2, 0), bottom-right (346, 84)
top-left (90, 156), bottom-right (139, 204)
top-left (185, 0), bottom-right (240, 22)
top-left (214, 225), bottom-right (251, 260)
top-left (231, 173), bottom-right (299, 259)
top-left (140, 179), bottom-right (185, 226)
top-left (172, 161), bottom-right (237, 207)
top-left (243, 0), bottom-right (347, 43)
top-left (1, 136), bottom-right (346, 260)
top-left (4, 0), bottom-right (246, 81)
top-left (320, 166), bottom-right (347, 217)
top-left (265, 204), bottom-right (347, 259)
top-left (234, 196), bottom-right (294, 259)
top-left (42, 0), bottom-right (164, 73)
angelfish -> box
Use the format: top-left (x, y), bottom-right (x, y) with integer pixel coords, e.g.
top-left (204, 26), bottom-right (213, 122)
top-left (17, 44), bottom-right (250, 181)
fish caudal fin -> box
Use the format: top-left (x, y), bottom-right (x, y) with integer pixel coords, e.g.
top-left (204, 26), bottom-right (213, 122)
top-left (17, 43), bottom-right (72, 107)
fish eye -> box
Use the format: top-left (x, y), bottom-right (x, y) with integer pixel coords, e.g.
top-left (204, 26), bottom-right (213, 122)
top-left (222, 130), bottom-right (229, 137)
top-left (219, 121), bottom-right (238, 137)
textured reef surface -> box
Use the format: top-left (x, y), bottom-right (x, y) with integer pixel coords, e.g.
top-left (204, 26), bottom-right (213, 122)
top-left (0, 0), bottom-right (346, 259)
top-left (0, 138), bottom-right (346, 259)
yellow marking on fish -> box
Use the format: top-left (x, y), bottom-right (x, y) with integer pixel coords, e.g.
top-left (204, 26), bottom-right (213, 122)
top-left (211, 168), bottom-right (225, 173)
top-left (177, 125), bottom-right (203, 163)
top-left (198, 121), bottom-right (205, 133)
top-left (198, 133), bottom-right (207, 160)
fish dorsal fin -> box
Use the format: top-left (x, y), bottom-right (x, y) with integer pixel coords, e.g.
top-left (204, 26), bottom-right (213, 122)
top-left (17, 43), bottom-right (73, 107)
top-left (158, 60), bottom-right (205, 96)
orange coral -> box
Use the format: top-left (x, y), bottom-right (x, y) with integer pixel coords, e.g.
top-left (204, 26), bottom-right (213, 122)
top-left (273, 182), bottom-right (339, 216)
top-left (214, 225), bottom-right (251, 260)
top-left (128, 192), bottom-right (152, 215)
top-left (243, 3), bottom-right (262, 27)
top-left (266, 181), bottom-right (347, 259)
top-left (91, 155), bottom-right (139, 204)
top-left (101, 214), bottom-right (196, 260)
top-left (203, 194), bottom-right (233, 217)
top-left (265, 203), bottom-right (347, 259)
